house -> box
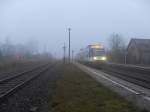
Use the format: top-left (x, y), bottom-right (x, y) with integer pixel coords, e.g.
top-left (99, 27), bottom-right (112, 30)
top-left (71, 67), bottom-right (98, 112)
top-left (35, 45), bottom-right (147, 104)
top-left (127, 38), bottom-right (150, 64)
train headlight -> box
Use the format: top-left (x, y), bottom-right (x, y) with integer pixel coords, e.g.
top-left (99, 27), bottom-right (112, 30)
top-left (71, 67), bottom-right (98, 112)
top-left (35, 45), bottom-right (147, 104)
top-left (93, 57), bottom-right (97, 60)
top-left (101, 56), bottom-right (107, 61)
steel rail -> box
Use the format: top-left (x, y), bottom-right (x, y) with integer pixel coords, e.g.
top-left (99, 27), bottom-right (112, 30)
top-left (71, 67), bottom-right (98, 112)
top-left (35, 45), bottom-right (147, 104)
top-left (85, 63), bottom-right (150, 89)
top-left (0, 63), bottom-right (53, 104)
top-left (0, 63), bottom-right (48, 84)
top-left (102, 68), bottom-right (150, 89)
top-left (107, 63), bottom-right (150, 71)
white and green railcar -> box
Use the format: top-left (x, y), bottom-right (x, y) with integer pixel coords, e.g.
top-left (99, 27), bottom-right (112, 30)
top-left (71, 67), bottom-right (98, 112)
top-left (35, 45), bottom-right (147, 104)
top-left (78, 44), bottom-right (107, 63)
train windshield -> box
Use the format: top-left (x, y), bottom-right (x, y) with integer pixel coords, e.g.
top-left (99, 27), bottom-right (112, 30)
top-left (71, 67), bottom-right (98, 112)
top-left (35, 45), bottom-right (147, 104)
top-left (93, 49), bottom-right (105, 56)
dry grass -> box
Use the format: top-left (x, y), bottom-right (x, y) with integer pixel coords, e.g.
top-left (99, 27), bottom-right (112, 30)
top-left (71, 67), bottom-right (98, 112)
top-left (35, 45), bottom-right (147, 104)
top-left (49, 64), bottom-right (146, 112)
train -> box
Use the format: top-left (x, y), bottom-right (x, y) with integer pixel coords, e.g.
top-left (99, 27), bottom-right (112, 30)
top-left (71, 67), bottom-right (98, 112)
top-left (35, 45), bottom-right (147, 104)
top-left (77, 43), bottom-right (107, 63)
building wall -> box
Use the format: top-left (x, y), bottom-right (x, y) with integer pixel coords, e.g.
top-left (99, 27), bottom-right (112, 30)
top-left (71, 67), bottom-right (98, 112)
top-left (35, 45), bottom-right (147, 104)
top-left (127, 41), bottom-right (150, 65)
top-left (141, 52), bottom-right (150, 64)
top-left (127, 41), bottom-right (140, 64)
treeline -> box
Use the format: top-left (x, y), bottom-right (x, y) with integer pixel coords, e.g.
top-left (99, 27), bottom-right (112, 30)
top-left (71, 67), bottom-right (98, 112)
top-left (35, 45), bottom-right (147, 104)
top-left (0, 38), bottom-right (52, 61)
top-left (107, 33), bottom-right (127, 63)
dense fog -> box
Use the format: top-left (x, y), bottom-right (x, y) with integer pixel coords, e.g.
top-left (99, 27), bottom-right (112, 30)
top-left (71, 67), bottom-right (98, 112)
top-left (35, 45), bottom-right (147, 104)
top-left (0, 0), bottom-right (150, 58)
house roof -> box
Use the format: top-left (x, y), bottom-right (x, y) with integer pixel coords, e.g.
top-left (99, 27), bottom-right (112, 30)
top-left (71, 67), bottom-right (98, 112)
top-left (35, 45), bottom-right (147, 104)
top-left (128, 38), bottom-right (150, 52)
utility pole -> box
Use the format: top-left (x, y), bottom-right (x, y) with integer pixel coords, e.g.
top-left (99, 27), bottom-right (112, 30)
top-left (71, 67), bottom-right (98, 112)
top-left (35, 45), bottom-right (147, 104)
top-left (63, 43), bottom-right (66, 63)
top-left (72, 50), bottom-right (74, 62)
top-left (68, 28), bottom-right (71, 63)
top-left (124, 50), bottom-right (127, 64)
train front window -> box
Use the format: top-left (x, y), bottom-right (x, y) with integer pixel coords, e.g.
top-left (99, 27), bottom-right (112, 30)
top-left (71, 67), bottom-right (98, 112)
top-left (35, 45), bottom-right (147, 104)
top-left (93, 49), bottom-right (105, 56)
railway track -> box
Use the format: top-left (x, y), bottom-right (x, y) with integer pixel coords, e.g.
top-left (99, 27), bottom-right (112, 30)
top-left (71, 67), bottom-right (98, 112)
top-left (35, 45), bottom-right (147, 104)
top-left (85, 63), bottom-right (150, 90)
top-left (0, 62), bottom-right (47, 80)
top-left (102, 67), bottom-right (150, 89)
top-left (0, 63), bottom-right (52, 104)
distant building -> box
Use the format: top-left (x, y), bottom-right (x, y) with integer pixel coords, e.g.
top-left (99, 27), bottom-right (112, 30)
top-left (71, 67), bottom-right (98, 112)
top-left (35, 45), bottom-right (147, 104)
top-left (127, 38), bottom-right (150, 64)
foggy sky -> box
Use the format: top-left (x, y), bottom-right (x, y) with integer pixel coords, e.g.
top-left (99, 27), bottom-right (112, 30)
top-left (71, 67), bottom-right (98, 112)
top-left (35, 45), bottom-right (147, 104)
top-left (0, 0), bottom-right (150, 57)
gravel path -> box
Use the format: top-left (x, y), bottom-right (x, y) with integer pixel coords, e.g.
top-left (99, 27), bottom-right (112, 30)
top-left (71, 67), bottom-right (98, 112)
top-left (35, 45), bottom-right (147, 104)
top-left (0, 63), bottom-right (61, 112)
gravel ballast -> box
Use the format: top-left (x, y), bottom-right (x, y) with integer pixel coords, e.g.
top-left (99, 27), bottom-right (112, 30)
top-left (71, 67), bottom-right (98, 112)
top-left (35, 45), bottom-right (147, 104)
top-left (0, 63), bottom-right (61, 112)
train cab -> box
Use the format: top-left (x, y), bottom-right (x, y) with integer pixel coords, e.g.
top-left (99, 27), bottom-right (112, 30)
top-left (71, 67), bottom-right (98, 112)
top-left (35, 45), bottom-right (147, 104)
top-left (88, 44), bottom-right (107, 63)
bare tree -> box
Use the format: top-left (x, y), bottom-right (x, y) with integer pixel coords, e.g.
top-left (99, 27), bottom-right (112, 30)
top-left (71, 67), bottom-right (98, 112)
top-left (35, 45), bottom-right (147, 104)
top-left (21, 40), bottom-right (39, 58)
top-left (0, 37), bottom-right (53, 61)
top-left (2, 37), bottom-right (14, 58)
top-left (108, 33), bottom-right (126, 63)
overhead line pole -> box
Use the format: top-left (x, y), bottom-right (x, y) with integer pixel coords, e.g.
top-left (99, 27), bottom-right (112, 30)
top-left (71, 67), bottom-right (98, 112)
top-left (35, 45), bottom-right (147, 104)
top-left (72, 50), bottom-right (74, 62)
top-left (63, 43), bottom-right (66, 63)
top-left (68, 28), bottom-right (71, 63)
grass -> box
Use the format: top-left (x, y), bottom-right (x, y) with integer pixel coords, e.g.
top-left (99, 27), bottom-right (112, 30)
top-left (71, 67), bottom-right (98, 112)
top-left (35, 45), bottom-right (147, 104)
top-left (49, 64), bottom-right (147, 112)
